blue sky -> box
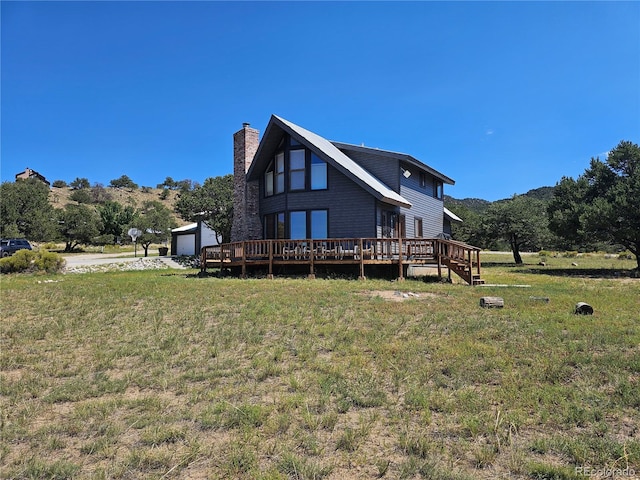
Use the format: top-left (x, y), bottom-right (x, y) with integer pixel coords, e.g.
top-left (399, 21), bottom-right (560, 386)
top-left (2, 1), bottom-right (638, 201)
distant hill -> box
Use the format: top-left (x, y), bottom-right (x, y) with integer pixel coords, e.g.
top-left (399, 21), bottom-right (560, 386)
top-left (521, 186), bottom-right (555, 201)
top-left (446, 186), bottom-right (556, 214)
top-left (48, 186), bottom-right (186, 226)
top-left (444, 196), bottom-right (492, 213)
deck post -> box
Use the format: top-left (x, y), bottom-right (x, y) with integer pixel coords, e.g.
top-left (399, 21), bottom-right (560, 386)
top-left (308, 239), bottom-right (315, 279)
top-left (397, 237), bottom-right (404, 281)
top-left (476, 250), bottom-right (481, 277)
top-left (241, 242), bottom-right (247, 278)
top-left (268, 240), bottom-right (274, 279)
top-left (436, 241), bottom-right (442, 280)
top-left (358, 238), bottom-right (366, 280)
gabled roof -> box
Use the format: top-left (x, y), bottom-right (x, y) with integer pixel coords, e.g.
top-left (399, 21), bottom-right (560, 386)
top-left (247, 115), bottom-right (412, 208)
top-left (444, 207), bottom-right (463, 223)
top-left (331, 142), bottom-right (455, 186)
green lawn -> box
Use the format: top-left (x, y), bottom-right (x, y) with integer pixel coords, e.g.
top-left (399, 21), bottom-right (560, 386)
top-left (1, 254), bottom-right (639, 479)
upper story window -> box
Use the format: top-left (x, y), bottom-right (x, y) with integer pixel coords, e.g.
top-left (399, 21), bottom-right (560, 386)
top-left (289, 149), bottom-right (306, 191)
top-left (264, 137), bottom-right (328, 196)
top-left (276, 153), bottom-right (285, 194)
top-left (311, 154), bottom-right (327, 190)
top-left (434, 180), bottom-right (443, 199)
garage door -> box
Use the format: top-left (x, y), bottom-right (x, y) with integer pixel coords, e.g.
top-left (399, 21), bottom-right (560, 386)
top-left (176, 234), bottom-right (195, 256)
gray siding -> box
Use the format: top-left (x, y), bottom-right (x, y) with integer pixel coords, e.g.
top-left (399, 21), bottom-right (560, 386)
top-left (337, 148), bottom-right (400, 192)
top-left (400, 167), bottom-right (444, 238)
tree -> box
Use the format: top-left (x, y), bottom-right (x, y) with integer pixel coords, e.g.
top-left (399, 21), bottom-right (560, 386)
top-left (109, 175), bottom-right (138, 190)
top-left (97, 201), bottom-right (136, 240)
top-left (157, 176), bottom-right (177, 190)
top-left (57, 204), bottom-right (103, 252)
top-left (0, 179), bottom-right (58, 241)
top-left (175, 174), bottom-right (233, 243)
top-left (91, 183), bottom-right (112, 203)
top-left (52, 179), bottom-right (67, 188)
top-left (70, 188), bottom-right (92, 204)
top-left (130, 200), bottom-right (176, 257)
top-left (70, 177), bottom-right (90, 190)
top-left (482, 195), bottom-right (552, 264)
top-left (548, 140), bottom-right (640, 269)
top-left (447, 204), bottom-right (484, 246)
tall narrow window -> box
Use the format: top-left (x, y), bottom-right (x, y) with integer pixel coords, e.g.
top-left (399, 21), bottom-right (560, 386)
top-left (310, 210), bottom-right (328, 238)
top-left (265, 213), bottom-right (275, 238)
top-left (265, 161), bottom-right (274, 197)
top-left (275, 153), bottom-right (285, 194)
top-left (398, 214), bottom-right (406, 238)
top-left (434, 181), bottom-right (443, 199)
top-left (414, 217), bottom-right (423, 238)
top-left (289, 150), bottom-right (306, 191)
top-left (311, 153), bottom-right (327, 190)
top-left (276, 213), bottom-right (285, 239)
top-left (290, 211), bottom-right (307, 239)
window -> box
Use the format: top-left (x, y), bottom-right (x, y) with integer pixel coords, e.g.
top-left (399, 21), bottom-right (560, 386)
top-left (275, 153), bottom-right (285, 194)
top-left (311, 154), bottom-right (327, 190)
top-left (310, 210), bottom-right (328, 238)
top-left (414, 217), bottom-right (423, 238)
top-left (290, 211), bottom-right (307, 239)
top-left (264, 212), bottom-right (286, 239)
top-left (289, 150), bottom-right (306, 191)
top-left (266, 210), bottom-right (328, 239)
top-left (277, 213), bottom-right (285, 238)
top-left (265, 162), bottom-right (274, 197)
top-left (420, 172), bottom-right (427, 188)
top-left (434, 181), bottom-right (443, 199)
top-left (264, 136), bottom-right (330, 196)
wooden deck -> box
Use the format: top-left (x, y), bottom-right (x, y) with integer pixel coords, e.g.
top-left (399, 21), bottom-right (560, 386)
top-left (201, 238), bottom-right (483, 285)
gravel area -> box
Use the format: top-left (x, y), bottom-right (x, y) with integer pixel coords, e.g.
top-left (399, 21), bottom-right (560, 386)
top-left (64, 258), bottom-right (171, 274)
top-left (62, 254), bottom-right (190, 274)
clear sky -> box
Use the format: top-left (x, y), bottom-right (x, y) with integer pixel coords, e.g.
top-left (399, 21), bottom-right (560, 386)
top-left (2, 1), bottom-right (638, 201)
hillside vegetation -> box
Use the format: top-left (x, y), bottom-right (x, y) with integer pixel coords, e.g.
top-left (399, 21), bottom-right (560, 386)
top-left (48, 186), bottom-right (185, 227)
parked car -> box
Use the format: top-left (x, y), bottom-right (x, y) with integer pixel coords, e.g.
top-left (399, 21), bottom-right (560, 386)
top-left (0, 238), bottom-right (32, 257)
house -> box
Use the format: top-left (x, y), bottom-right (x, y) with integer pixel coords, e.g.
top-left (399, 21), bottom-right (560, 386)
top-left (15, 167), bottom-right (50, 186)
top-left (171, 221), bottom-right (219, 256)
top-left (231, 115), bottom-right (459, 244)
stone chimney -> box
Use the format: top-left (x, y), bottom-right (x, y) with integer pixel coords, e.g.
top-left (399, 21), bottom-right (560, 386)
top-left (231, 123), bottom-right (262, 242)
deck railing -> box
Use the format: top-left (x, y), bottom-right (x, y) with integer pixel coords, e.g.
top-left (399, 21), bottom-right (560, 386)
top-left (201, 238), bottom-right (482, 284)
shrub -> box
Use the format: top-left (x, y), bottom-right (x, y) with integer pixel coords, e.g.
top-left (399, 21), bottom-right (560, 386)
top-left (70, 189), bottom-right (92, 204)
top-left (52, 180), bottom-right (67, 188)
top-left (0, 249), bottom-right (65, 274)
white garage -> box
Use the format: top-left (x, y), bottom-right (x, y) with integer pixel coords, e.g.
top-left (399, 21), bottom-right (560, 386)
top-left (171, 222), bottom-right (219, 256)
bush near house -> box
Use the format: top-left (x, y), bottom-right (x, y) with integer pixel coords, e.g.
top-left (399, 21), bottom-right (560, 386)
top-left (0, 249), bottom-right (65, 274)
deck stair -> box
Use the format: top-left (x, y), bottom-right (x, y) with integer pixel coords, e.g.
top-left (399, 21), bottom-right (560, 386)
top-left (443, 258), bottom-right (485, 285)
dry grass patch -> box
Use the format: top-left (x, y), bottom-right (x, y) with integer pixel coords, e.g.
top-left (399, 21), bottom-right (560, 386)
top-left (1, 257), bottom-right (639, 478)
